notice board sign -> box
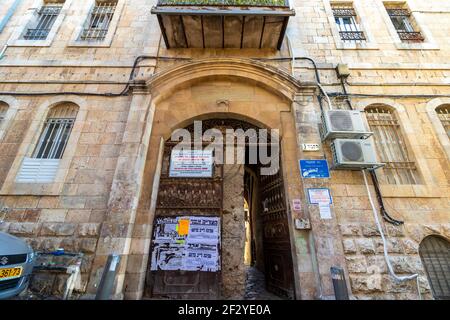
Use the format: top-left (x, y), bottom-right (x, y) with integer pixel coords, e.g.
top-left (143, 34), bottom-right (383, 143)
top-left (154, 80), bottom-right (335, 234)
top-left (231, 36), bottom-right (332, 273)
top-left (150, 216), bottom-right (221, 272)
top-left (307, 188), bottom-right (333, 205)
top-left (299, 159), bottom-right (330, 178)
top-left (169, 149), bottom-right (213, 178)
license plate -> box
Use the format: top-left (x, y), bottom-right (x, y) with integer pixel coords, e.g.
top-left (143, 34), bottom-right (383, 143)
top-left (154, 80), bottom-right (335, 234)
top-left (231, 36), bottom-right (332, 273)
top-left (0, 267), bottom-right (22, 280)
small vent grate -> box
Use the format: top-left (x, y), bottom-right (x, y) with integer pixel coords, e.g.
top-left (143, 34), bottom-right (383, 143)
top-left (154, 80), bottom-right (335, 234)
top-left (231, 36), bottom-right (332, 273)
top-left (329, 111), bottom-right (354, 131)
top-left (341, 141), bottom-right (364, 162)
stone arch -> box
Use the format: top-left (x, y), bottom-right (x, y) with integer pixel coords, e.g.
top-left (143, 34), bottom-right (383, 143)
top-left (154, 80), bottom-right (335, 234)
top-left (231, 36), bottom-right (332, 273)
top-left (425, 98), bottom-right (450, 159)
top-left (123, 68), bottom-right (303, 299)
top-left (148, 58), bottom-right (306, 105)
top-left (24, 97), bottom-right (87, 158)
top-left (161, 112), bottom-right (277, 142)
top-left (0, 96), bottom-right (19, 141)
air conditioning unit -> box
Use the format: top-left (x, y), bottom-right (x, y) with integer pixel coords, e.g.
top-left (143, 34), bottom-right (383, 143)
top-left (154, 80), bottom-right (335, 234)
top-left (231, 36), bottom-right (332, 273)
top-left (321, 110), bottom-right (372, 141)
top-left (331, 139), bottom-right (384, 170)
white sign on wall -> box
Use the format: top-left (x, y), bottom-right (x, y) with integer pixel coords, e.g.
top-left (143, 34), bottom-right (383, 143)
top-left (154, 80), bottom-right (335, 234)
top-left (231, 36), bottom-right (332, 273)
top-left (169, 149), bottom-right (213, 178)
top-left (307, 188), bottom-right (332, 205)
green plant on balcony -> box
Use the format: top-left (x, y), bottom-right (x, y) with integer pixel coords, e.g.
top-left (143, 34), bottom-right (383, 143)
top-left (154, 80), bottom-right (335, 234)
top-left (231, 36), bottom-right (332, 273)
top-left (158, 0), bottom-right (288, 7)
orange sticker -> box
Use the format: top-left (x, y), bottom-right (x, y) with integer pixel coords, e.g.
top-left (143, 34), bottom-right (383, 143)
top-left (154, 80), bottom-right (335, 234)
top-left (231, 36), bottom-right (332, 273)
top-left (178, 219), bottom-right (190, 236)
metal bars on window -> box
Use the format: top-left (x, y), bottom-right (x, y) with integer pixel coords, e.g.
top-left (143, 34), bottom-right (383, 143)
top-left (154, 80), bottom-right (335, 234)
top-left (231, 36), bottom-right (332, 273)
top-left (332, 5), bottom-right (365, 42)
top-left (419, 236), bottom-right (450, 300)
top-left (23, 4), bottom-right (63, 40)
top-left (32, 105), bottom-right (78, 160)
top-left (365, 106), bottom-right (419, 185)
top-left (436, 105), bottom-right (450, 138)
top-left (33, 118), bottom-right (74, 159)
top-left (386, 8), bottom-right (424, 42)
top-left (80, 1), bottom-right (117, 41)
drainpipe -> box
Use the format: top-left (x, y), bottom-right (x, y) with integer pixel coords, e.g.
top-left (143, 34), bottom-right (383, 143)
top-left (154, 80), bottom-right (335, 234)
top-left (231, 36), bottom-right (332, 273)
top-left (0, 0), bottom-right (22, 60)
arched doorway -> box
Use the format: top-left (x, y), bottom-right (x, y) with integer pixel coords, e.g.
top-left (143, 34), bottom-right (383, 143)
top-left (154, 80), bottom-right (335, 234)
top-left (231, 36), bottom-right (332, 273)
top-left (144, 118), bottom-right (295, 300)
top-left (419, 235), bottom-right (450, 300)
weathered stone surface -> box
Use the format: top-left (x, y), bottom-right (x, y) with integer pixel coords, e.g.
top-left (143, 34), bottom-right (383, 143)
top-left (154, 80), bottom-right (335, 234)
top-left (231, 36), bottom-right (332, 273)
top-left (350, 275), bottom-right (382, 292)
top-left (355, 238), bottom-right (375, 254)
top-left (8, 222), bottom-right (39, 236)
top-left (390, 256), bottom-right (422, 274)
top-left (39, 238), bottom-right (63, 251)
top-left (345, 256), bottom-right (367, 273)
top-left (40, 223), bottom-right (77, 236)
top-left (374, 238), bottom-right (404, 254)
top-left (361, 224), bottom-right (381, 237)
top-left (402, 239), bottom-right (419, 254)
top-left (386, 225), bottom-right (405, 237)
top-left (77, 223), bottom-right (101, 237)
top-left (339, 223), bottom-right (361, 236)
top-left (80, 239), bottom-right (98, 253)
top-left (342, 238), bottom-right (357, 254)
top-left (366, 256), bottom-right (387, 274)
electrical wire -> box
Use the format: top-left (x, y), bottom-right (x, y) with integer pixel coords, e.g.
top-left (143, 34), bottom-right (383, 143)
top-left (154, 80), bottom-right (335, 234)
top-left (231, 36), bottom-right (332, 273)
top-left (336, 72), bottom-right (405, 226)
top-left (362, 170), bottom-right (422, 299)
top-left (328, 92), bottom-right (450, 99)
top-left (0, 55), bottom-right (156, 97)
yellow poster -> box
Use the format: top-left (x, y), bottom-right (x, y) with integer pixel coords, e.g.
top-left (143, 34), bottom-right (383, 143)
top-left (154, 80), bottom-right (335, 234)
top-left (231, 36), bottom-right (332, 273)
top-left (178, 219), bottom-right (190, 236)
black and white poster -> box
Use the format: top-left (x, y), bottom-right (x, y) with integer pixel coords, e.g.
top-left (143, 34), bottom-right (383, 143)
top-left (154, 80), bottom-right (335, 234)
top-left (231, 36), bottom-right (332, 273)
top-left (150, 216), bottom-right (220, 272)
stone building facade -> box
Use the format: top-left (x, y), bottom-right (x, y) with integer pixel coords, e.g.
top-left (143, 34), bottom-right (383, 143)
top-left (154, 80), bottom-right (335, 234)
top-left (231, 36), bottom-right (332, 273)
top-left (0, 0), bottom-right (449, 300)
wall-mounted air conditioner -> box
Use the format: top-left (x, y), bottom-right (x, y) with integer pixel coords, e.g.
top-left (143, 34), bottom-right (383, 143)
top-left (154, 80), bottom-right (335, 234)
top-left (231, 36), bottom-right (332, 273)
top-left (321, 110), bottom-right (373, 141)
top-left (331, 139), bottom-right (384, 170)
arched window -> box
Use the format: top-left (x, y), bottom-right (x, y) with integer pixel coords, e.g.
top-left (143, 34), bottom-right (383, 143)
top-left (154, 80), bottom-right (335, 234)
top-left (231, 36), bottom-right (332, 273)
top-left (365, 105), bottom-right (419, 184)
top-left (419, 236), bottom-right (450, 300)
top-left (33, 103), bottom-right (78, 159)
top-left (16, 103), bottom-right (79, 184)
top-left (436, 105), bottom-right (450, 138)
top-left (0, 101), bottom-right (8, 125)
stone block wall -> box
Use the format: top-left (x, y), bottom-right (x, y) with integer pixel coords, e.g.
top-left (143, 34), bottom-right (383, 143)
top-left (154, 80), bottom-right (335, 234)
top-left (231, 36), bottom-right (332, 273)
top-left (0, 95), bottom-right (131, 295)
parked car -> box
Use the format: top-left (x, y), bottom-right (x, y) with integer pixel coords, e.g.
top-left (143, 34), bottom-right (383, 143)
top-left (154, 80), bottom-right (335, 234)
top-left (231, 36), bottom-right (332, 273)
top-left (0, 232), bottom-right (35, 300)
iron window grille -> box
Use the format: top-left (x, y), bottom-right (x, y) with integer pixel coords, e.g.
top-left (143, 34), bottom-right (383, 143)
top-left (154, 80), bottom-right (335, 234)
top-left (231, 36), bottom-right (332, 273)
top-left (419, 236), bottom-right (450, 300)
top-left (32, 105), bottom-right (78, 160)
top-left (23, 4), bottom-right (63, 40)
top-left (365, 106), bottom-right (419, 185)
top-left (436, 105), bottom-right (450, 138)
top-left (79, 1), bottom-right (117, 41)
top-left (386, 8), bottom-right (424, 42)
top-left (332, 5), bottom-right (366, 42)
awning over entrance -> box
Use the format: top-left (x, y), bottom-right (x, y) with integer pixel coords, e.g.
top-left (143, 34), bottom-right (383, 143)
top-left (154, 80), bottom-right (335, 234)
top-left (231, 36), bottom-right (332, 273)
top-left (151, 1), bottom-right (295, 49)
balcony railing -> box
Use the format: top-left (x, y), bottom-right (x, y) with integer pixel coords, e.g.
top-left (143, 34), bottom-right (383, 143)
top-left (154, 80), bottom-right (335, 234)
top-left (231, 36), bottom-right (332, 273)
top-left (339, 31), bottom-right (366, 41)
top-left (397, 31), bottom-right (424, 42)
top-left (156, 0), bottom-right (289, 6)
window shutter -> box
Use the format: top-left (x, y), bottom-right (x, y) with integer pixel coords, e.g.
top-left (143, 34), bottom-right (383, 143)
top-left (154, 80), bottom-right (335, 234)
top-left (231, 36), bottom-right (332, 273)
top-left (16, 158), bottom-right (60, 183)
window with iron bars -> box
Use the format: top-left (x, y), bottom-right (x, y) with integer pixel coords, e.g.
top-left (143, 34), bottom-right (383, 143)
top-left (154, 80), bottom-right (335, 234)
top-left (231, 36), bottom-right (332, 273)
top-left (365, 105), bottom-right (420, 185)
top-left (436, 105), bottom-right (450, 138)
top-left (332, 4), bottom-right (366, 42)
top-left (22, 2), bottom-right (64, 40)
top-left (79, 1), bottom-right (117, 41)
top-left (419, 236), bottom-right (450, 300)
top-left (33, 105), bottom-right (78, 160)
top-left (386, 8), bottom-right (424, 42)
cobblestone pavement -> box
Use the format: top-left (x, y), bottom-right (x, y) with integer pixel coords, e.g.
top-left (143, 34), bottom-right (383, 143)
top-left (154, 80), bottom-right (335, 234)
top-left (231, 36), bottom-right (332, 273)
top-left (244, 266), bottom-right (284, 300)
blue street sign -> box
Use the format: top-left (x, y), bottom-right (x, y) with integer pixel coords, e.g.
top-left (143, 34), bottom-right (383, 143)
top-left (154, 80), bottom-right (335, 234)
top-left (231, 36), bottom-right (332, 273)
top-left (299, 159), bottom-right (330, 178)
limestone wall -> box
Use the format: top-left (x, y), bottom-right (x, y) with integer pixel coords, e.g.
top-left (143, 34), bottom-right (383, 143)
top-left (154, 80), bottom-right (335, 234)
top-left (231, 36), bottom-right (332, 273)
top-left (0, 0), bottom-right (448, 300)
